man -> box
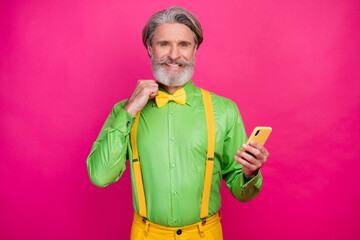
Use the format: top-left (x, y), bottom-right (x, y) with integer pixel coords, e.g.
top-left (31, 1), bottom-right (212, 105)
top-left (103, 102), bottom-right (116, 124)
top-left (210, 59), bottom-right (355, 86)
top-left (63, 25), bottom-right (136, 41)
top-left (87, 6), bottom-right (269, 240)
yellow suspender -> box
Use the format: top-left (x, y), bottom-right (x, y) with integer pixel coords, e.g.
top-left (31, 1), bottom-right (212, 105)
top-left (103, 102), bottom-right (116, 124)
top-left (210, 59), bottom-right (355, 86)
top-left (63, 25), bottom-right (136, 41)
top-left (130, 111), bottom-right (147, 218)
top-left (200, 89), bottom-right (215, 221)
top-left (130, 89), bottom-right (215, 222)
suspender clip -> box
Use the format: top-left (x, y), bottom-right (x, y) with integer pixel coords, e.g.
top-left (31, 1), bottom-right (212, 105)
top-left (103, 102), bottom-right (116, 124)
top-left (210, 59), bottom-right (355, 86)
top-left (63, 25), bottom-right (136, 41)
top-left (201, 217), bottom-right (207, 226)
top-left (142, 217), bottom-right (147, 223)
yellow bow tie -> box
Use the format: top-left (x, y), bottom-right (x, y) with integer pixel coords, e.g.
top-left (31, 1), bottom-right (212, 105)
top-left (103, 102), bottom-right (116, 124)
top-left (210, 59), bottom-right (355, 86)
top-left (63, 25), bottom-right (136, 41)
top-left (155, 88), bottom-right (186, 108)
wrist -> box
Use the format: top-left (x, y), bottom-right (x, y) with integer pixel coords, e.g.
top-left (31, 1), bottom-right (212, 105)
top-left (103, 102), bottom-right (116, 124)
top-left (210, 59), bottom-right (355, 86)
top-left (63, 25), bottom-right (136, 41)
top-left (123, 101), bottom-right (138, 117)
top-left (244, 171), bottom-right (257, 181)
top-left (244, 174), bottom-right (252, 182)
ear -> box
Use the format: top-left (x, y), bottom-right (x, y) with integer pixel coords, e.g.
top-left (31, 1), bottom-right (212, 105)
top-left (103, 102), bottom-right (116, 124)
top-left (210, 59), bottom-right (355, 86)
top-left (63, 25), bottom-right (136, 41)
top-left (146, 40), bottom-right (153, 58)
top-left (193, 44), bottom-right (197, 54)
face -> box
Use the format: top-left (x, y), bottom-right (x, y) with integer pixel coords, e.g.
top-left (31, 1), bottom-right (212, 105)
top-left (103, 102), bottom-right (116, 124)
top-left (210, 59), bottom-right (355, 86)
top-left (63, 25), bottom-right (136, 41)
top-left (147, 23), bottom-right (197, 87)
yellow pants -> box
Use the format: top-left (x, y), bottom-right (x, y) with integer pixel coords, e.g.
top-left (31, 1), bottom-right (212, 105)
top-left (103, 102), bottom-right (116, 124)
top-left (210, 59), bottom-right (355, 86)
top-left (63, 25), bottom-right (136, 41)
top-left (130, 212), bottom-right (223, 240)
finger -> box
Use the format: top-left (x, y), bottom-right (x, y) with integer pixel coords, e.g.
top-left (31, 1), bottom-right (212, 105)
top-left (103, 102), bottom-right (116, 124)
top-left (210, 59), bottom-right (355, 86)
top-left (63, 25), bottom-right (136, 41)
top-left (146, 81), bottom-right (159, 87)
top-left (148, 86), bottom-right (159, 97)
top-left (137, 80), bottom-right (157, 89)
top-left (249, 141), bottom-right (269, 160)
top-left (234, 155), bottom-right (257, 171)
top-left (261, 146), bottom-right (269, 158)
top-left (149, 90), bottom-right (159, 99)
top-left (137, 83), bottom-right (158, 97)
top-left (138, 79), bottom-right (156, 83)
top-left (236, 149), bottom-right (260, 166)
top-left (146, 81), bottom-right (159, 89)
top-left (246, 142), bottom-right (268, 163)
top-left (249, 141), bottom-right (263, 151)
top-left (241, 143), bottom-right (262, 161)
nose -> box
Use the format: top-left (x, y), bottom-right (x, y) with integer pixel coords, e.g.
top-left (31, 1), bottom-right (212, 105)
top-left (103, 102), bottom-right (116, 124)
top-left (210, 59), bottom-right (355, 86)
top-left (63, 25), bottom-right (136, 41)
top-left (168, 44), bottom-right (180, 60)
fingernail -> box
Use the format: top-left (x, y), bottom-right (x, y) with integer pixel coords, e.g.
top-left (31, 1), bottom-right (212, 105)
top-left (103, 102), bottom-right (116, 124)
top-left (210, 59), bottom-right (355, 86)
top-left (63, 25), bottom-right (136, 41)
top-left (242, 144), bottom-right (247, 149)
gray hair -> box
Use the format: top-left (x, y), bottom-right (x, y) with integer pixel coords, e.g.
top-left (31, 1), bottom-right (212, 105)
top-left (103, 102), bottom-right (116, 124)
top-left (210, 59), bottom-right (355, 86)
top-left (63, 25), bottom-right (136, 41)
top-left (142, 6), bottom-right (203, 50)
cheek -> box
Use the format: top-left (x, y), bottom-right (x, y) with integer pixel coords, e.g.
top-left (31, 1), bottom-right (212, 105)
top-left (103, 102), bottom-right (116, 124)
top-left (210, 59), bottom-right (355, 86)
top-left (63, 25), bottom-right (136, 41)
top-left (153, 48), bottom-right (169, 60)
top-left (182, 50), bottom-right (196, 61)
top-left (154, 53), bottom-right (168, 61)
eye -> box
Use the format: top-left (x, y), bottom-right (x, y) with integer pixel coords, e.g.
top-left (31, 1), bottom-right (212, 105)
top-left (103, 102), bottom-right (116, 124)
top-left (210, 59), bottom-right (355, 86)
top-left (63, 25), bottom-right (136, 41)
top-left (160, 42), bottom-right (168, 46)
top-left (179, 42), bottom-right (189, 47)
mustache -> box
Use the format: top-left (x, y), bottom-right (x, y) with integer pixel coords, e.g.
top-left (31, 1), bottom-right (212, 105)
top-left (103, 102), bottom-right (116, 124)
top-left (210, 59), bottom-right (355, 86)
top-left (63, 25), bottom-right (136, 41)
top-left (155, 58), bottom-right (194, 67)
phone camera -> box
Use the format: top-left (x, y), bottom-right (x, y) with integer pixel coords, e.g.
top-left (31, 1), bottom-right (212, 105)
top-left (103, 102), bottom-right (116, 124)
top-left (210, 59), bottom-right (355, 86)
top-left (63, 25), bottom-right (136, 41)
top-left (255, 130), bottom-right (260, 136)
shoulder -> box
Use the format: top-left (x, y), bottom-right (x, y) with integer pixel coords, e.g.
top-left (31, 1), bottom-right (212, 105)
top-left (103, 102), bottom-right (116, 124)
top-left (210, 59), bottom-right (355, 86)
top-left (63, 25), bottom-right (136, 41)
top-left (199, 87), bottom-right (243, 129)
top-left (199, 87), bottom-right (240, 114)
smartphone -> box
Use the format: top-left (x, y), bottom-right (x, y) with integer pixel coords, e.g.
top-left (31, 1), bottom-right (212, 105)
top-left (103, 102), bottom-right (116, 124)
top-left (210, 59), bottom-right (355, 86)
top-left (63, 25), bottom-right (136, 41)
top-left (246, 126), bottom-right (272, 146)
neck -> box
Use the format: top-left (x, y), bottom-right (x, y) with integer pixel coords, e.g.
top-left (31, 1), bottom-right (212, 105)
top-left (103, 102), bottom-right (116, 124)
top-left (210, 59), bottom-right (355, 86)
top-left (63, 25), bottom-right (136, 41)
top-left (159, 83), bottom-right (186, 94)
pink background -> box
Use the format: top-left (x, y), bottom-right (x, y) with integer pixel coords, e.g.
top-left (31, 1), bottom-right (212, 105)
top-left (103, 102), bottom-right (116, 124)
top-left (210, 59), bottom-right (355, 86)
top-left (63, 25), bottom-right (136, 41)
top-left (1, 0), bottom-right (359, 239)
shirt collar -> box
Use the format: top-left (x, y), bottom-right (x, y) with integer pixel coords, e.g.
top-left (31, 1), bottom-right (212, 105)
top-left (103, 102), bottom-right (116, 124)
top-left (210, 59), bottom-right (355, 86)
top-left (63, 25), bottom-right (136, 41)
top-left (152, 79), bottom-right (195, 107)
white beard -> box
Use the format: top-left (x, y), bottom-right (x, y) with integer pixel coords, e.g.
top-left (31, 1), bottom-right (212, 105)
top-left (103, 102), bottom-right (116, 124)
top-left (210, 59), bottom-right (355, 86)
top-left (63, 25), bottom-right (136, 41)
top-left (151, 56), bottom-right (195, 87)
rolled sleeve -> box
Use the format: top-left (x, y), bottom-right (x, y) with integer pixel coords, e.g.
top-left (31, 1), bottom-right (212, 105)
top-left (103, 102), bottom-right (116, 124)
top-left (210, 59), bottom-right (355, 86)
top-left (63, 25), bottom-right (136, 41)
top-left (240, 171), bottom-right (263, 193)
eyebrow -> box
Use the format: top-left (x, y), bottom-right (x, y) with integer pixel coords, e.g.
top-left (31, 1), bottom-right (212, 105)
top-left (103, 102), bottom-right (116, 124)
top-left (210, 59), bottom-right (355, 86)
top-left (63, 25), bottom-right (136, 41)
top-left (156, 40), bottom-right (193, 45)
top-left (179, 41), bottom-right (192, 45)
top-left (156, 40), bottom-right (168, 44)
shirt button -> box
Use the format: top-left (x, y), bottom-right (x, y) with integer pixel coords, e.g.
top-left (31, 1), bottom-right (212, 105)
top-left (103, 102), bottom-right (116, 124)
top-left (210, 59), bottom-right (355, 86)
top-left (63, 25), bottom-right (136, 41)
top-left (177, 229), bottom-right (182, 235)
top-left (174, 192), bottom-right (178, 196)
top-left (171, 164), bottom-right (176, 168)
top-left (170, 137), bottom-right (175, 141)
top-left (174, 219), bottom-right (178, 223)
top-left (170, 112), bottom-right (174, 115)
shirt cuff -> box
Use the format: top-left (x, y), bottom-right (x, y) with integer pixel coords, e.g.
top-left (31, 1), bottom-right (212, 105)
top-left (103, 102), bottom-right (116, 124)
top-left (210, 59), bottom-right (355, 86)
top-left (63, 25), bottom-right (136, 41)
top-left (112, 108), bottom-right (136, 134)
top-left (240, 170), bottom-right (262, 190)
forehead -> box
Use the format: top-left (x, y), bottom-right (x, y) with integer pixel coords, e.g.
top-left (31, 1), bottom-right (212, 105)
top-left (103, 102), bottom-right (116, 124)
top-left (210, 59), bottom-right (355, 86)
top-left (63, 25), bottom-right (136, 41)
top-left (153, 23), bottom-right (194, 43)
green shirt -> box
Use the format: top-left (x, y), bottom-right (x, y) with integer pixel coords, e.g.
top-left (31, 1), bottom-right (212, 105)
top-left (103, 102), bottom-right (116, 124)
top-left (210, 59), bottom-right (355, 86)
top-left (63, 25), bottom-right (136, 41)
top-left (86, 80), bottom-right (263, 227)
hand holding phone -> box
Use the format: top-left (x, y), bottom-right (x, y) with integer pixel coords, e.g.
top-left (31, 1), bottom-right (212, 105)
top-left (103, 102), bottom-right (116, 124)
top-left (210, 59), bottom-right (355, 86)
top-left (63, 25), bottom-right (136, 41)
top-left (236, 126), bottom-right (272, 179)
